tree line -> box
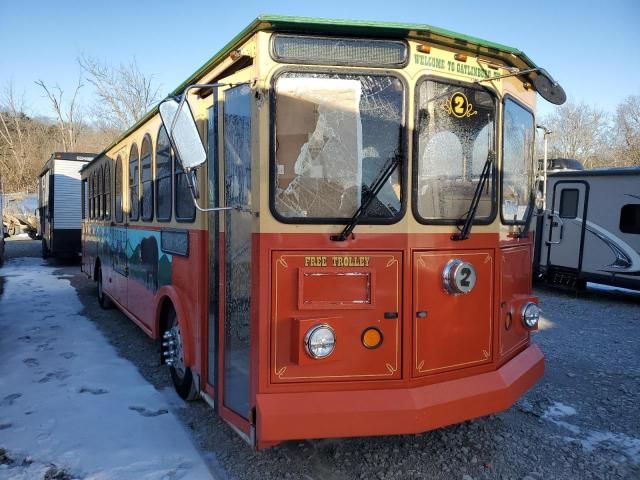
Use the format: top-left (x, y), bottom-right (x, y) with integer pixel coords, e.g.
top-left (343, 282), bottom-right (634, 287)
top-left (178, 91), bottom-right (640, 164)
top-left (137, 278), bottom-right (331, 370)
top-left (1, 58), bottom-right (638, 193)
top-left (0, 56), bottom-right (159, 193)
top-left (539, 95), bottom-right (640, 169)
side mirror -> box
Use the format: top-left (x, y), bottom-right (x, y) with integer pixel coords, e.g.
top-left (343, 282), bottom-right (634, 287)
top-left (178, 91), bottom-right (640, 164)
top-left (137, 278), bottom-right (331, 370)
top-left (158, 97), bottom-right (207, 170)
top-left (532, 69), bottom-right (566, 106)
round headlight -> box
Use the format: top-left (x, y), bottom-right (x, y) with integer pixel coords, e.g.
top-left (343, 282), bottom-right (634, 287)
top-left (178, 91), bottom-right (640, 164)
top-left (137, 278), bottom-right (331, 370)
top-left (521, 302), bottom-right (540, 329)
top-left (304, 324), bottom-right (336, 359)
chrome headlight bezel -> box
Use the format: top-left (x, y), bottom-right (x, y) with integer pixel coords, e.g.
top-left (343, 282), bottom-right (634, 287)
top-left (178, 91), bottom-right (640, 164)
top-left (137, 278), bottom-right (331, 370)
top-left (304, 324), bottom-right (336, 359)
top-left (521, 302), bottom-right (540, 329)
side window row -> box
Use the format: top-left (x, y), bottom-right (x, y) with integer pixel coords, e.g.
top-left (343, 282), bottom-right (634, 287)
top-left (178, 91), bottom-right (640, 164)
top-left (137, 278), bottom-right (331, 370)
top-left (84, 125), bottom-right (196, 223)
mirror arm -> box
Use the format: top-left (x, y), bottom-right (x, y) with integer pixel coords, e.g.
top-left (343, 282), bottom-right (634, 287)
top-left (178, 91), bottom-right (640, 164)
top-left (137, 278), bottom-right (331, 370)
top-left (474, 67), bottom-right (540, 84)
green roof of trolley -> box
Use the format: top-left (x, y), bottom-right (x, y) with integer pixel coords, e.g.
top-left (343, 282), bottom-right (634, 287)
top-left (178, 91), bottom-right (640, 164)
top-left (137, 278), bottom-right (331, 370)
top-left (84, 15), bottom-right (539, 169)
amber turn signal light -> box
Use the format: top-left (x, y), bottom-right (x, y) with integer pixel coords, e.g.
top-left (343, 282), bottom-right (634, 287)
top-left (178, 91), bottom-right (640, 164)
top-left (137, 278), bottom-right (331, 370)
top-left (362, 327), bottom-right (383, 349)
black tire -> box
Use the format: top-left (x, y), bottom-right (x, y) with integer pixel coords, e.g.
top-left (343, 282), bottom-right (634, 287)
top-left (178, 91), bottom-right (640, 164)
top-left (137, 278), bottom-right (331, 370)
top-left (166, 308), bottom-right (198, 401)
top-left (41, 240), bottom-right (50, 259)
top-left (96, 265), bottom-right (113, 309)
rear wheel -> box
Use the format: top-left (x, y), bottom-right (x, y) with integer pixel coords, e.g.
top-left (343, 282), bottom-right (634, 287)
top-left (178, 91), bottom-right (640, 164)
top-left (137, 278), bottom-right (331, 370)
top-left (164, 308), bottom-right (198, 401)
top-left (96, 265), bottom-right (113, 309)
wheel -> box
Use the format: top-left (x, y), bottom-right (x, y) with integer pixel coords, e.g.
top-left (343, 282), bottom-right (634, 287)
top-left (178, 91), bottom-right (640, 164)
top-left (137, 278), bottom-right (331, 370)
top-left (41, 240), bottom-right (50, 259)
top-left (96, 265), bottom-right (113, 309)
top-left (164, 308), bottom-right (198, 401)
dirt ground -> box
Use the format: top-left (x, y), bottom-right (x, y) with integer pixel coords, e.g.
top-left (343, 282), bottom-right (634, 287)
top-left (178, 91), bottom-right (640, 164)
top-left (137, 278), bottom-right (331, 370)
top-left (2, 238), bottom-right (639, 479)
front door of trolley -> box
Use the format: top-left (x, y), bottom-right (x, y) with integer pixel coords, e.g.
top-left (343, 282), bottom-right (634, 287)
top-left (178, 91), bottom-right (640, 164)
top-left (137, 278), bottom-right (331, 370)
top-left (219, 84), bottom-right (252, 422)
top-left (547, 182), bottom-right (588, 270)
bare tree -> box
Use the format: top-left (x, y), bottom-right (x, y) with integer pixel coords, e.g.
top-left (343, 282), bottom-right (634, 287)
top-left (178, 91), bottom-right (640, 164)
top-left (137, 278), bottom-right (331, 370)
top-left (615, 94), bottom-right (640, 166)
top-left (542, 101), bottom-right (613, 168)
top-left (35, 78), bottom-right (84, 152)
top-left (0, 83), bottom-right (55, 192)
top-left (78, 54), bottom-right (161, 132)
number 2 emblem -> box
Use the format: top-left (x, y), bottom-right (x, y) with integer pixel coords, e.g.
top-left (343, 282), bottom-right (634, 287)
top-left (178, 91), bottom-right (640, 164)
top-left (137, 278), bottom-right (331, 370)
top-left (445, 92), bottom-right (477, 119)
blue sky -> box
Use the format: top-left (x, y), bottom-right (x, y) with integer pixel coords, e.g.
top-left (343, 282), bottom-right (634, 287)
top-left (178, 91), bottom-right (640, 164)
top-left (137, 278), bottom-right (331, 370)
top-left (1, 0), bottom-right (638, 121)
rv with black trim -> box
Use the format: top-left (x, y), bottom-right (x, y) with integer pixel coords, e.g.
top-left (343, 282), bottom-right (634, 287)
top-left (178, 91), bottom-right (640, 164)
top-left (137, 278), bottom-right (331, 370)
top-left (38, 152), bottom-right (95, 258)
top-left (534, 165), bottom-right (640, 291)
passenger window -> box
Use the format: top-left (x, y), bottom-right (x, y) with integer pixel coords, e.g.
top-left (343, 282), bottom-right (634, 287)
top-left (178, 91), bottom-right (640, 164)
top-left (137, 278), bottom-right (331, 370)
top-left (129, 144), bottom-right (139, 221)
top-left (141, 135), bottom-right (154, 221)
top-left (115, 156), bottom-right (123, 223)
top-left (82, 179), bottom-right (87, 219)
top-left (90, 173), bottom-right (95, 219)
top-left (559, 189), bottom-right (579, 219)
top-left (104, 163), bottom-right (111, 220)
top-left (98, 167), bottom-right (103, 219)
top-left (620, 204), bottom-right (640, 234)
top-left (155, 126), bottom-right (172, 221)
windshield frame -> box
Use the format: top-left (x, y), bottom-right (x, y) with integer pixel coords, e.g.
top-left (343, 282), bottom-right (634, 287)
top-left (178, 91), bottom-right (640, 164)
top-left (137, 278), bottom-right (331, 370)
top-left (269, 67), bottom-right (408, 225)
top-left (500, 93), bottom-right (536, 226)
top-left (412, 75), bottom-right (498, 226)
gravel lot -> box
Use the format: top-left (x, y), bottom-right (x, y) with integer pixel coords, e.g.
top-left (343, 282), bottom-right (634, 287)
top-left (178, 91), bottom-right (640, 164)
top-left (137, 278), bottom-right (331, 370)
top-left (3, 238), bottom-right (639, 479)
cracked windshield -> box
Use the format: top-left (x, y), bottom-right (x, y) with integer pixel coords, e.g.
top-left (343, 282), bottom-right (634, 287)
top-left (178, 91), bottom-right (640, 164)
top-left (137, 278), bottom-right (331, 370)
top-left (274, 72), bottom-right (403, 220)
top-left (416, 80), bottom-right (495, 222)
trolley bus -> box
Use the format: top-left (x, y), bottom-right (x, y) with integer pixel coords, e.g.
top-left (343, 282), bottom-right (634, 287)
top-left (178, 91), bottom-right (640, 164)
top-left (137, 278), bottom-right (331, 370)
top-left (81, 15), bottom-right (566, 448)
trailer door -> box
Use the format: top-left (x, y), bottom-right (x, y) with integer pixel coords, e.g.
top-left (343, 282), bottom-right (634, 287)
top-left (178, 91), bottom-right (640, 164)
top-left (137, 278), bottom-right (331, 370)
top-left (547, 182), bottom-right (588, 271)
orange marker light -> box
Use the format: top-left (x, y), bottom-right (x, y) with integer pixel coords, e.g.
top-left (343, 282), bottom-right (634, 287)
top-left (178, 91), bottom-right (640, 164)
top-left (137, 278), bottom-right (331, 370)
top-left (454, 53), bottom-right (468, 62)
top-left (362, 327), bottom-right (383, 349)
top-left (416, 44), bottom-right (431, 54)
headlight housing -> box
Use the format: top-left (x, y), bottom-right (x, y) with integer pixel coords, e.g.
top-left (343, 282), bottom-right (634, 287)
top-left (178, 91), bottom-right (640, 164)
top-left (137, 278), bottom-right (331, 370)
top-left (304, 324), bottom-right (336, 359)
top-left (521, 302), bottom-right (540, 329)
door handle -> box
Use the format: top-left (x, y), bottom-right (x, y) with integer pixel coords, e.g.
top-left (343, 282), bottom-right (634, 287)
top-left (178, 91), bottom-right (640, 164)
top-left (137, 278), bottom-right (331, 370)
top-left (416, 311), bottom-right (428, 318)
top-left (545, 212), bottom-right (564, 245)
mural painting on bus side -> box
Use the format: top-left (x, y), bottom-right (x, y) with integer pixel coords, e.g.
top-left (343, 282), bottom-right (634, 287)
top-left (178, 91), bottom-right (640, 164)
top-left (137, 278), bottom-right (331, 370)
top-left (97, 226), bottom-right (172, 293)
top-left (127, 230), bottom-right (172, 293)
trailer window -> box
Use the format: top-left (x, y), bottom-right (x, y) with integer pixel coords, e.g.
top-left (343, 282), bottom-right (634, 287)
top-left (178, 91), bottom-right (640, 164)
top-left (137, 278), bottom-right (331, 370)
top-left (141, 135), bottom-right (153, 221)
top-left (273, 72), bottom-right (404, 222)
top-left (115, 156), bottom-right (123, 223)
top-left (129, 144), bottom-right (139, 221)
top-left (90, 173), bottom-right (95, 219)
top-left (415, 79), bottom-right (496, 223)
top-left (620, 204), bottom-right (640, 234)
top-left (502, 98), bottom-right (535, 224)
top-left (559, 189), bottom-right (579, 219)
top-left (155, 126), bottom-right (172, 222)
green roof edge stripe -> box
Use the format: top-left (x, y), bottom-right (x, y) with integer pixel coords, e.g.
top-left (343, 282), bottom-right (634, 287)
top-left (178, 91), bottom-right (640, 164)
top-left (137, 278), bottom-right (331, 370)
top-left (86, 14), bottom-right (537, 167)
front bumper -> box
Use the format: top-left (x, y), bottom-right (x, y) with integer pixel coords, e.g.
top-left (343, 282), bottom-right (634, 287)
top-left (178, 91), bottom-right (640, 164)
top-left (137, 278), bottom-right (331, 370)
top-left (256, 344), bottom-right (544, 446)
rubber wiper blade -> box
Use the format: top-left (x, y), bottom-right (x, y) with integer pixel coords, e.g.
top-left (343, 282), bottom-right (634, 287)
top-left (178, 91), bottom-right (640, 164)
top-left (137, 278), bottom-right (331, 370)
top-left (452, 150), bottom-right (495, 241)
top-left (330, 153), bottom-right (401, 242)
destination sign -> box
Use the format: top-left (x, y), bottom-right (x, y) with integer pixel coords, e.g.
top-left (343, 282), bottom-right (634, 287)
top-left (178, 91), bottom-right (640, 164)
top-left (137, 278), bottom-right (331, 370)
top-left (414, 53), bottom-right (503, 82)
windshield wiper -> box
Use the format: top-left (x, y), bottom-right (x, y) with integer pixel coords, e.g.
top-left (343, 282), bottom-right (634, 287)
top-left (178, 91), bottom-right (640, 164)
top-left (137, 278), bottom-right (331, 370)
top-left (331, 152), bottom-right (401, 242)
top-left (452, 150), bottom-right (495, 241)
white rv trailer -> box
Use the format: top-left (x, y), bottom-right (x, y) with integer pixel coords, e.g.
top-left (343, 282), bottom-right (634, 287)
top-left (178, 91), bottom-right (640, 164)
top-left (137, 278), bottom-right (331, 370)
top-left (535, 166), bottom-right (640, 290)
top-left (38, 152), bottom-right (95, 258)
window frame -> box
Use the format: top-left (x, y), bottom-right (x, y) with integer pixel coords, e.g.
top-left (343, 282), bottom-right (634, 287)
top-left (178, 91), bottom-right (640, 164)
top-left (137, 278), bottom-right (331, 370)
top-left (81, 178), bottom-right (87, 220)
top-left (500, 94), bottom-right (536, 226)
top-left (140, 133), bottom-right (154, 222)
top-left (412, 75), bottom-right (498, 226)
top-left (268, 67), bottom-right (408, 225)
top-left (155, 125), bottom-right (173, 222)
top-left (129, 143), bottom-right (140, 222)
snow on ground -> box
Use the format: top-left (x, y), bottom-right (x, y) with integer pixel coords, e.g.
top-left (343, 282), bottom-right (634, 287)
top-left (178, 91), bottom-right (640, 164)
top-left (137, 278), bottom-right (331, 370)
top-left (543, 401), bottom-right (640, 463)
top-left (0, 257), bottom-right (214, 480)
top-left (587, 282), bottom-right (640, 297)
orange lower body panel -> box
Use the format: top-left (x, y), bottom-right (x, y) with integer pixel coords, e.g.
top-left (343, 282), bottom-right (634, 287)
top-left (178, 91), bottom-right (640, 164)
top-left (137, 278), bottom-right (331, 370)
top-left (256, 344), bottom-right (543, 446)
